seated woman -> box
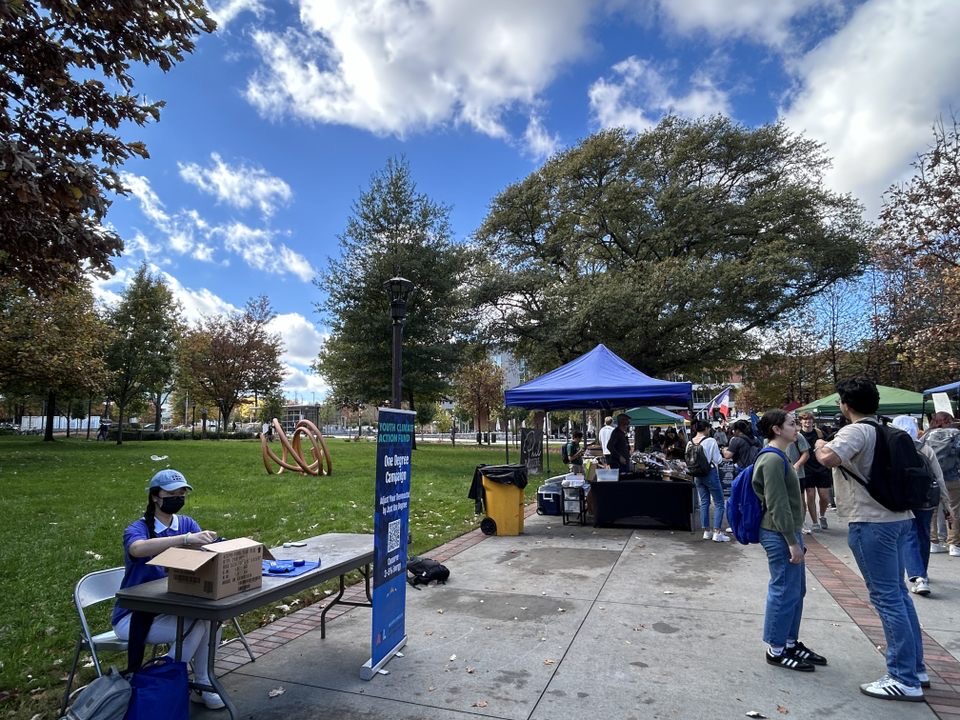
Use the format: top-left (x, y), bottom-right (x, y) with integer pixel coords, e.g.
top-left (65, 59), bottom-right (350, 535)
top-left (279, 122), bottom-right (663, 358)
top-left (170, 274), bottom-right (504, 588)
top-left (111, 469), bottom-right (225, 710)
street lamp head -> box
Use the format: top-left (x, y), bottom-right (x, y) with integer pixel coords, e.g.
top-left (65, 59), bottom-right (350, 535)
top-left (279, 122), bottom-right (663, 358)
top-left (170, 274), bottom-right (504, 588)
top-left (384, 276), bottom-right (415, 321)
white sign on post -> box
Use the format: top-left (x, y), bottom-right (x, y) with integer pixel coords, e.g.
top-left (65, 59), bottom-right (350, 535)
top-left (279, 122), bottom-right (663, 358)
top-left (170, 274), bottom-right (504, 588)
top-left (932, 392), bottom-right (953, 416)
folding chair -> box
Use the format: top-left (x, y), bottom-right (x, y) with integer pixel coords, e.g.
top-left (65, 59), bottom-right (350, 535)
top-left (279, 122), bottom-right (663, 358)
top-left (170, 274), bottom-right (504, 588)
top-left (61, 567), bottom-right (256, 714)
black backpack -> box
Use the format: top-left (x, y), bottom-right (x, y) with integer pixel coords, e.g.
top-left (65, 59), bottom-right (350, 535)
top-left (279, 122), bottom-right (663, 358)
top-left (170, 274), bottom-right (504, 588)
top-left (839, 420), bottom-right (934, 512)
top-left (685, 440), bottom-right (712, 477)
top-left (916, 439), bottom-right (944, 510)
top-left (407, 556), bottom-right (449, 588)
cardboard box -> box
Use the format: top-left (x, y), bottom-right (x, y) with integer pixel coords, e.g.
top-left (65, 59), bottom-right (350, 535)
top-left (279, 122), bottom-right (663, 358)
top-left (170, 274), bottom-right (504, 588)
top-left (148, 537), bottom-right (274, 600)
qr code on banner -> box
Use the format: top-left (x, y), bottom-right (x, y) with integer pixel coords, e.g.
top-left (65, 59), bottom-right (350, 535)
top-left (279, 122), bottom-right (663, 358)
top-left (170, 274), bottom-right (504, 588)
top-left (387, 519), bottom-right (401, 553)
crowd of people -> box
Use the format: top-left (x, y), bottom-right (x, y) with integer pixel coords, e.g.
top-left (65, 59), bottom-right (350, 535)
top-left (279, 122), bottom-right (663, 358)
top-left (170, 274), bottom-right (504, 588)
top-left (703, 377), bottom-right (956, 702)
top-left (569, 375), bottom-right (957, 703)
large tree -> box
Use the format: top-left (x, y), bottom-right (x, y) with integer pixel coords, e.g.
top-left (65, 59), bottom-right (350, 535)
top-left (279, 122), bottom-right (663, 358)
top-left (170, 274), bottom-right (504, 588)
top-left (0, 278), bottom-right (108, 440)
top-left (103, 264), bottom-right (181, 444)
top-left (451, 359), bottom-right (505, 444)
top-left (876, 115), bottom-right (960, 384)
top-left (314, 157), bottom-right (472, 409)
top-left (179, 296), bottom-right (285, 428)
top-left (473, 116), bottom-right (870, 376)
top-left (0, 1), bottom-right (215, 294)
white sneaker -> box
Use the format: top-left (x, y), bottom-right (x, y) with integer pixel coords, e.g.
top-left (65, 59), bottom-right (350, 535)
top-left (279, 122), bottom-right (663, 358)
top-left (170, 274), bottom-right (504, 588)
top-left (950, 544), bottom-right (960, 557)
top-left (859, 674), bottom-right (924, 702)
top-left (930, 543), bottom-right (948, 554)
top-left (910, 577), bottom-right (931, 596)
top-left (712, 531), bottom-right (731, 542)
top-left (191, 690), bottom-right (226, 710)
top-left (801, 525), bottom-right (813, 535)
top-left (703, 530), bottom-right (713, 540)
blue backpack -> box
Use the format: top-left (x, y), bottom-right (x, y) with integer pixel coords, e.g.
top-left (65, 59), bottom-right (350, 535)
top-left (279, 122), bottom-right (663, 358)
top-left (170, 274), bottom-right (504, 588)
top-left (725, 447), bottom-right (789, 545)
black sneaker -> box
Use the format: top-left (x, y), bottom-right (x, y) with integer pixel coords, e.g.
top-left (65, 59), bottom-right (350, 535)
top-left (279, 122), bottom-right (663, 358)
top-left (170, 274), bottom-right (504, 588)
top-left (766, 649), bottom-right (815, 672)
top-left (788, 641), bottom-right (827, 666)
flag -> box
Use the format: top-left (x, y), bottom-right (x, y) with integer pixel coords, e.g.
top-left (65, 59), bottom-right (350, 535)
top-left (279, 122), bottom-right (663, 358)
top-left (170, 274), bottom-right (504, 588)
top-left (706, 387), bottom-right (732, 420)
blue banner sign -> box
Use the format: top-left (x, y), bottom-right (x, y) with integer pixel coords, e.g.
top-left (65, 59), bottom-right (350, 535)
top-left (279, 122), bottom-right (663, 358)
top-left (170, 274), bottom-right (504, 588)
top-left (361, 407), bottom-right (414, 679)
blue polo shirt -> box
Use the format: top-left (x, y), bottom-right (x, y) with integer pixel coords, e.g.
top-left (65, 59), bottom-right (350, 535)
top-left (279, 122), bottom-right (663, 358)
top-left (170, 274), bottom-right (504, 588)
top-left (111, 514), bottom-right (201, 625)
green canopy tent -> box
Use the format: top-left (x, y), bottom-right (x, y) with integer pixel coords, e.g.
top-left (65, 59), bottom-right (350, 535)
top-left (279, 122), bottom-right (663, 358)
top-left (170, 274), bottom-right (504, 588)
top-left (625, 406), bottom-right (688, 426)
top-left (795, 385), bottom-right (925, 417)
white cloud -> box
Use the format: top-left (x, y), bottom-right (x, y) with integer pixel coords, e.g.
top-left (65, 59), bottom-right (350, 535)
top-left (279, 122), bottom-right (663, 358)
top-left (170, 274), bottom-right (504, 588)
top-left (124, 231), bottom-right (163, 261)
top-left (121, 174), bottom-right (171, 228)
top-left (215, 222), bottom-right (316, 282)
top-left (281, 364), bottom-right (329, 397)
top-left (208, 0), bottom-right (266, 30)
top-left (268, 313), bottom-right (326, 366)
top-left (589, 57), bottom-right (731, 132)
top-left (178, 153), bottom-right (292, 218)
top-left (522, 114), bottom-right (561, 160)
top-left (158, 272), bottom-right (239, 324)
top-left (653, 0), bottom-right (841, 47)
top-left (121, 174), bottom-right (315, 281)
top-left (779, 0), bottom-right (960, 215)
top-left (244, 0), bottom-right (596, 140)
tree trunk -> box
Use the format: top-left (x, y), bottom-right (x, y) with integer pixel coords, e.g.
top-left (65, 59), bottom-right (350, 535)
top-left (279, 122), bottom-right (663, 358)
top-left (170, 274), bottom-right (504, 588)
top-left (43, 391), bottom-right (56, 442)
top-left (154, 392), bottom-right (163, 431)
top-left (86, 396), bottom-right (93, 440)
top-left (65, 399), bottom-right (72, 438)
top-left (116, 401), bottom-right (125, 445)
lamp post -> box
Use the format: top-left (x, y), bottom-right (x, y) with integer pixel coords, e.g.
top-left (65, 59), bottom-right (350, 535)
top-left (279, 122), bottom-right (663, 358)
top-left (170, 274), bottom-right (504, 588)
top-left (889, 359), bottom-right (903, 386)
top-left (384, 277), bottom-right (415, 409)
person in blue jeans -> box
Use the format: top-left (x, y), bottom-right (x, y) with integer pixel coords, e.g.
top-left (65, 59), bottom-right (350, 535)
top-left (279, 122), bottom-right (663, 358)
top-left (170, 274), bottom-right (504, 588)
top-left (892, 415), bottom-right (948, 597)
top-left (689, 420), bottom-right (729, 542)
top-left (752, 409), bottom-right (827, 672)
top-left (816, 377), bottom-right (926, 702)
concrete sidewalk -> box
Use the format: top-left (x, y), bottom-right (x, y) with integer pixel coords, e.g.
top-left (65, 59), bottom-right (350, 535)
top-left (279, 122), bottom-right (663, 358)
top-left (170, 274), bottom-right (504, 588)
top-left (202, 509), bottom-right (960, 720)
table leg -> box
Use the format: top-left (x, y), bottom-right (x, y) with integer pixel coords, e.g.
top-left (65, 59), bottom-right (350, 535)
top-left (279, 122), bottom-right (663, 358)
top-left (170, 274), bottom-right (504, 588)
top-left (174, 617), bottom-right (184, 661)
top-left (203, 620), bottom-right (237, 720)
top-left (320, 565), bottom-right (375, 639)
top-left (320, 574), bottom-right (346, 639)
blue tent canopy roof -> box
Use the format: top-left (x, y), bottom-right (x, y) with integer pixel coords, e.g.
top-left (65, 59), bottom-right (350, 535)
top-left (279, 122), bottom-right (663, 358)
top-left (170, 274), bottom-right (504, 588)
top-left (504, 344), bottom-right (693, 411)
top-left (923, 381), bottom-right (960, 395)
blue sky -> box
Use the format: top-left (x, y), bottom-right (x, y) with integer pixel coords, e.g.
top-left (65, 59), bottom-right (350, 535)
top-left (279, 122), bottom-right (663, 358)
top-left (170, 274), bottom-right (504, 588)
top-left (94, 0), bottom-right (960, 400)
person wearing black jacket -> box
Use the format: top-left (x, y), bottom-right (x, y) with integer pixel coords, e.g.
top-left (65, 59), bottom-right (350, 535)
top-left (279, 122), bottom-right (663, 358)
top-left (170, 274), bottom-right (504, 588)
top-left (607, 414), bottom-right (632, 474)
top-left (723, 419), bottom-right (760, 468)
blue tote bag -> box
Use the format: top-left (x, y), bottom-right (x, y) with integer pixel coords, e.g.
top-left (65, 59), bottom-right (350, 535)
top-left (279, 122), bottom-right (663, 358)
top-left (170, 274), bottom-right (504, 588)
top-left (124, 657), bottom-right (189, 720)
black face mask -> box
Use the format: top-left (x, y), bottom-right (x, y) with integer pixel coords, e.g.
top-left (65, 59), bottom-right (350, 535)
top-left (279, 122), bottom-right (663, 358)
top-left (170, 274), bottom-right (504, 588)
top-left (158, 496), bottom-right (185, 515)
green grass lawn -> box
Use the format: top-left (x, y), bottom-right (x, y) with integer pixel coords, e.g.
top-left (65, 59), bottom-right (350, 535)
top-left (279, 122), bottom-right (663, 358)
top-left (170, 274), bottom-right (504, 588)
top-left (0, 435), bottom-right (546, 719)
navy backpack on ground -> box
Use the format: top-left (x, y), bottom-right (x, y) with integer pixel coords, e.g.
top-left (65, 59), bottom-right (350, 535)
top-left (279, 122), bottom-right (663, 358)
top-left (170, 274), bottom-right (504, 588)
top-left (725, 447), bottom-right (789, 545)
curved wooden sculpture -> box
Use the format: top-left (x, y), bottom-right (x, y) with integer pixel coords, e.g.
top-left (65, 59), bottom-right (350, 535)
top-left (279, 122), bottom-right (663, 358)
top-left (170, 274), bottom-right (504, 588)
top-left (261, 418), bottom-right (333, 476)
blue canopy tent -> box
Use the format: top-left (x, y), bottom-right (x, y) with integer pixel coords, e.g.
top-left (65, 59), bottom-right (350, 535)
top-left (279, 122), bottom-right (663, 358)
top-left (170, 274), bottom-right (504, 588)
top-left (504, 344), bottom-right (693, 410)
top-left (503, 344), bottom-right (693, 471)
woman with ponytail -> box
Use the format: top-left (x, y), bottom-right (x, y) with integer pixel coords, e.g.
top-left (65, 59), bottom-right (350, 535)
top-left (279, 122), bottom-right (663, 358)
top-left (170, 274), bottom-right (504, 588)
top-left (111, 469), bottom-right (226, 710)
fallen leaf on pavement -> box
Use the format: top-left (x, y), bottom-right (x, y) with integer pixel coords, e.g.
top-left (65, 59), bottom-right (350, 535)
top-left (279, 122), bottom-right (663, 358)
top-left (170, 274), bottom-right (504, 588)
top-left (543, 659), bottom-right (555, 665)
top-left (466, 667), bottom-right (475, 673)
top-left (776, 705), bottom-right (788, 714)
top-left (472, 700), bottom-right (489, 708)
top-left (268, 687), bottom-right (285, 698)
